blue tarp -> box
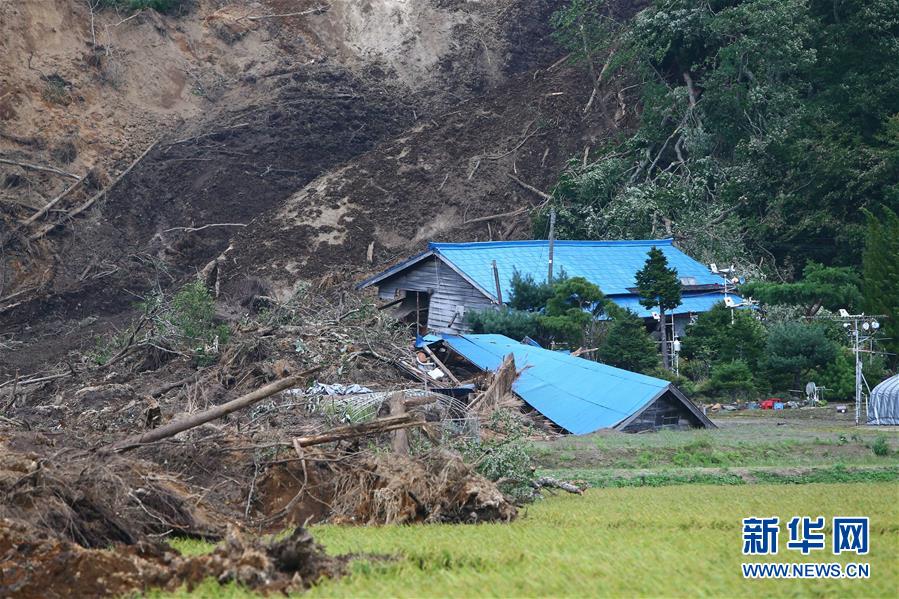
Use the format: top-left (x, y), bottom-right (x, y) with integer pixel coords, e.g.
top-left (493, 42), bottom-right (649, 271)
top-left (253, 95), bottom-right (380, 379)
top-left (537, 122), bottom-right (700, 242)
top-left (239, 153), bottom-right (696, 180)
top-left (438, 333), bottom-right (671, 434)
top-left (430, 239), bottom-right (723, 299)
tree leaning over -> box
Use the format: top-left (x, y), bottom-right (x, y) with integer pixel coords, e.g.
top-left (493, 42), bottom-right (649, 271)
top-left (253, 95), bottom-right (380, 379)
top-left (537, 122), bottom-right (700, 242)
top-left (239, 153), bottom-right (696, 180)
top-left (634, 247), bottom-right (682, 370)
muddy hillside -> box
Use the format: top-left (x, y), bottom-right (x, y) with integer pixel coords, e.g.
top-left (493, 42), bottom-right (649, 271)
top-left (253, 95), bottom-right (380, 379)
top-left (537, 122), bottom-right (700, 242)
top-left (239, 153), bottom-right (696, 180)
top-left (0, 0), bottom-right (642, 375)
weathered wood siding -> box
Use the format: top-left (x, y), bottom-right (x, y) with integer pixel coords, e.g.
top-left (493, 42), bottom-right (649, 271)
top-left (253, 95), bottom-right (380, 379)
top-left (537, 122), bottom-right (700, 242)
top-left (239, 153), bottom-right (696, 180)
top-left (376, 257), bottom-right (494, 333)
top-left (619, 391), bottom-right (705, 432)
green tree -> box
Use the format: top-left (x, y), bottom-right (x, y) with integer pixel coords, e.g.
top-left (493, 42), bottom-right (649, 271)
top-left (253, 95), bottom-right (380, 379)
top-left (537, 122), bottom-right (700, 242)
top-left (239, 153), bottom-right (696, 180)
top-left (507, 269), bottom-right (565, 311)
top-left (863, 205), bottom-right (899, 367)
top-left (634, 247), bottom-right (681, 369)
top-left (764, 322), bottom-right (839, 390)
top-left (549, 0), bottom-right (899, 270)
top-left (706, 360), bottom-right (756, 402)
top-left (741, 261), bottom-right (863, 316)
top-left (467, 276), bottom-right (607, 349)
top-left (680, 302), bottom-right (767, 379)
top-left (466, 307), bottom-right (541, 342)
top-left (814, 349), bottom-right (855, 401)
top-left (596, 311), bottom-right (659, 373)
top-left (541, 277), bottom-right (607, 348)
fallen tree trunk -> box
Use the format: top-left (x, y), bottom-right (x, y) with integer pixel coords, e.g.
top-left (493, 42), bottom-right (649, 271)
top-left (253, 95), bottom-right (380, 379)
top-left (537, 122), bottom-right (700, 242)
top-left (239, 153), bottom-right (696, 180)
top-left (533, 476), bottom-right (583, 495)
top-left (293, 413), bottom-right (425, 448)
top-left (109, 367), bottom-right (320, 452)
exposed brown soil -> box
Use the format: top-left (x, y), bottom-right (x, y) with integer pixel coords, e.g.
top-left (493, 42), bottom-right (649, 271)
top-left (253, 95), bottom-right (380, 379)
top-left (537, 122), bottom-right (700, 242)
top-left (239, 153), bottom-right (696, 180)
top-left (225, 62), bottom-right (623, 295)
top-left (0, 0), bottom-right (574, 376)
top-left (0, 519), bottom-right (341, 598)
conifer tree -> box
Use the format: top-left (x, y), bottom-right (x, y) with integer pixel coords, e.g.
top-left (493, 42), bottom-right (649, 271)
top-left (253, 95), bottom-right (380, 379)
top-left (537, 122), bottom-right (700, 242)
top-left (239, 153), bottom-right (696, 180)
top-left (634, 247), bottom-right (682, 369)
top-left (597, 311), bottom-right (659, 374)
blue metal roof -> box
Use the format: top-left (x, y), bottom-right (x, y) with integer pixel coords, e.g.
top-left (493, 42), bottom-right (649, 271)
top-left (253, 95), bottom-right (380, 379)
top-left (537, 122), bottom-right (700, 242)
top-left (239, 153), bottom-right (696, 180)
top-left (607, 292), bottom-right (744, 318)
top-left (439, 333), bottom-right (671, 434)
top-left (429, 239), bottom-right (722, 300)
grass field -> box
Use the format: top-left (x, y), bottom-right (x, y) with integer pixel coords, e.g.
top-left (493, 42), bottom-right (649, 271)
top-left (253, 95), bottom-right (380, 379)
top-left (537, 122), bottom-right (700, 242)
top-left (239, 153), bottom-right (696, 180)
top-left (166, 482), bottom-right (899, 598)
top-left (161, 413), bottom-right (899, 598)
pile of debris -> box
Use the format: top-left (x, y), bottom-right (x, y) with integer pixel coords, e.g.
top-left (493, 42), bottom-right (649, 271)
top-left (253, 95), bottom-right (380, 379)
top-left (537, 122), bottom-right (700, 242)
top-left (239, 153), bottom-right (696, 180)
top-left (0, 291), bottom-right (575, 596)
top-left (259, 449), bottom-right (517, 528)
top-left (0, 520), bottom-right (340, 598)
top-left (0, 441), bottom-right (221, 548)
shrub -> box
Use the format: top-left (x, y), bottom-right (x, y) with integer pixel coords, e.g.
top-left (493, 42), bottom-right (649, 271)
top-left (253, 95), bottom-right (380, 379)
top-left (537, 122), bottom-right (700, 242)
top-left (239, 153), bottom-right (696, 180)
top-left (453, 410), bottom-right (536, 503)
top-left (136, 280), bottom-right (229, 366)
top-left (872, 435), bottom-right (890, 457)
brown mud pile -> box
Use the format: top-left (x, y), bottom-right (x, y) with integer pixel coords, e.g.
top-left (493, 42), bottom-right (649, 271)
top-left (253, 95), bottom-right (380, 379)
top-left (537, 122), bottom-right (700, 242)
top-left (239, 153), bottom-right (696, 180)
top-left (0, 520), bottom-right (340, 598)
top-left (0, 442), bottom-right (221, 547)
top-left (224, 63), bottom-right (623, 294)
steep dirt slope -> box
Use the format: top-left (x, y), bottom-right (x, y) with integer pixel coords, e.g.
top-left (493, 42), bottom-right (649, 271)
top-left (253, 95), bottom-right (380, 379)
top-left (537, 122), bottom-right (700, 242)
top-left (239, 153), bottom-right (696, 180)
top-left (225, 62), bottom-right (628, 295)
top-left (0, 0), bottom-right (567, 374)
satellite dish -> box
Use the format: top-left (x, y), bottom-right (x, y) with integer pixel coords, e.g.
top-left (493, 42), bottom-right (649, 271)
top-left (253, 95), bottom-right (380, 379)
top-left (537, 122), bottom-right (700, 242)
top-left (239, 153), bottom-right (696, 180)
top-left (724, 296), bottom-right (736, 308)
top-left (651, 311), bottom-right (660, 321)
top-left (709, 263), bottom-right (718, 273)
top-left (839, 309), bottom-right (850, 318)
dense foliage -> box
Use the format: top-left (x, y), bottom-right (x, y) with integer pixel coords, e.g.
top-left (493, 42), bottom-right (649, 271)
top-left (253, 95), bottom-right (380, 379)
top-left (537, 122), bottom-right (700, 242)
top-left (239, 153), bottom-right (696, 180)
top-left (549, 0), bottom-right (899, 273)
top-left (741, 262), bottom-right (864, 316)
top-left (467, 274), bottom-right (610, 348)
top-left (680, 302), bottom-right (767, 379)
top-left (863, 206), bottom-right (899, 366)
top-left (595, 311), bottom-right (659, 373)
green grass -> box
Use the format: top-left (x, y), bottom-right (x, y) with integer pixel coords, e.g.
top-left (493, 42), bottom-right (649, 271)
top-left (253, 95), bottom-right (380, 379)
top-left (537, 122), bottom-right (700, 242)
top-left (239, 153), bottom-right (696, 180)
top-left (531, 422), bottom-right (899, 470)
top-left (159, 483), bottom-right (899, 598)
top-left (540, 465), bottom-right (899, 488)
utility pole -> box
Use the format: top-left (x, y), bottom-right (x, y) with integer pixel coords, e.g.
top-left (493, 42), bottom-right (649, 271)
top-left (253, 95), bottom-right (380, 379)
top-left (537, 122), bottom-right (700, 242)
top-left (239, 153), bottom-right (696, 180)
top-left (547, 208), bottom-right (556, 284)
top-left (837, 312), bottom-right (882, 425)
top-left (853, 319), bottom-right (862, 426)
top-left (492, 260), bottom-right (503, 306)
top-left (658, 298), bottom-right (669, 370)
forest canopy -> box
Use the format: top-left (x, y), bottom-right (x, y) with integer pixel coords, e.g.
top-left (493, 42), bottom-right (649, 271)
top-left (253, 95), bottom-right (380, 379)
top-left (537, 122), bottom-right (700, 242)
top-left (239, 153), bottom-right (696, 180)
top-left (549, 0), bottom-right (899, 276)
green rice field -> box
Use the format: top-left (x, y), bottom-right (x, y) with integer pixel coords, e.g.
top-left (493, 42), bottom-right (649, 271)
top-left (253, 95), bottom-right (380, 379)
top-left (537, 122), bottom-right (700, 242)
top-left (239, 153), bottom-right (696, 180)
top-left (167, 482), bottom-right (899, 598)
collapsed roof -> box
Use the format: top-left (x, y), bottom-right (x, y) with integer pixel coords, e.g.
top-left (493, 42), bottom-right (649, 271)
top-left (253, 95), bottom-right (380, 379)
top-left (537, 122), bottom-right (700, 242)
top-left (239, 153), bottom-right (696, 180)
top-left (433, 333), bottom-right (715, 434)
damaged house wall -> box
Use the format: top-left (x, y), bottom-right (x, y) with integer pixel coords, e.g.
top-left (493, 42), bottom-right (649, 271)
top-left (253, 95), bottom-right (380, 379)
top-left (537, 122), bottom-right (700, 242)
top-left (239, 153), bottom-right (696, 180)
top-left (374, 255), bottom-right (495, 333)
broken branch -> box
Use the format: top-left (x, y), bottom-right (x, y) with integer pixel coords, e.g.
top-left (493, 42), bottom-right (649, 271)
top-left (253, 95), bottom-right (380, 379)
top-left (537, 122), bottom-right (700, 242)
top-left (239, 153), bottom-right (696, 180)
top-left (508, 173), bottom-right (553, 202)
top-left (163, 223), bottom-right (247, 233)
top-left (293, 413), bottom-right (424, 448)
top-left (0, 157), bottom-right (80, 180)
top-left (29, 140), bottom-right (159, 241)
top-left (22, 171), bottom-right (90, 226)
top-left (109, 367), bottom-right (321, 452)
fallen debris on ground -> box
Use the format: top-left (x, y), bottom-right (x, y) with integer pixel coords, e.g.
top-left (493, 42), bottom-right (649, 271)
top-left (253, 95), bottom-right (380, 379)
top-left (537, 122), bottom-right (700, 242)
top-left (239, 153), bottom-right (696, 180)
top-left (0, 520), bottom-right (340, 598)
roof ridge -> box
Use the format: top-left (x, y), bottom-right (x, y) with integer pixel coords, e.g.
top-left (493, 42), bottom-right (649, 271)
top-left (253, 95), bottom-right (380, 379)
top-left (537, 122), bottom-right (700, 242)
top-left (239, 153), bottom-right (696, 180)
top-left (429, 239), bottom-right (673, 251)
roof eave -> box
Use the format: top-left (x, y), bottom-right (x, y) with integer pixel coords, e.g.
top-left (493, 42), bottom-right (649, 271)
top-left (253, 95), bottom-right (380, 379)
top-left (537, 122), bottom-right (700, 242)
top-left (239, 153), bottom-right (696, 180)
top-left (430, 247), bottom-right (499, 301)
top-left (355, 249), bottom-right (435, 290)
